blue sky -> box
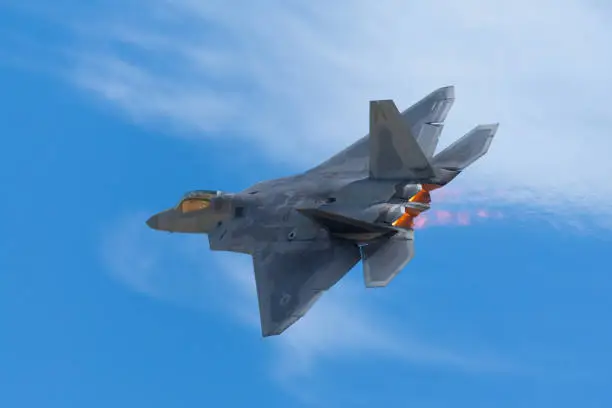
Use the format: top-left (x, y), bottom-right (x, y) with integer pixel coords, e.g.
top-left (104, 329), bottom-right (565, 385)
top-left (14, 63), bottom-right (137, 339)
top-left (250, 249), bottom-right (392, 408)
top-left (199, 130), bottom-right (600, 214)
top-left (2, 0), bottom-right (612, 407)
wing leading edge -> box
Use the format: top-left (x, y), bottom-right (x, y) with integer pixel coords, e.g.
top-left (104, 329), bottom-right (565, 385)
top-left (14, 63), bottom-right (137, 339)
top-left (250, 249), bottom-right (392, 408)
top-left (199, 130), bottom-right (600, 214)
top-left (252, 239), bottom-right (361, 337)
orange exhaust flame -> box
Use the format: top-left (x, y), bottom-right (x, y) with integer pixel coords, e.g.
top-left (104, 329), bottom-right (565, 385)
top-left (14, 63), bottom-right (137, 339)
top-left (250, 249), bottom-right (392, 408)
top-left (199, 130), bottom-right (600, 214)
top-left (392, 184), bottom-right (435, 229)
top-left (392, 184), bottom-right (504, 230)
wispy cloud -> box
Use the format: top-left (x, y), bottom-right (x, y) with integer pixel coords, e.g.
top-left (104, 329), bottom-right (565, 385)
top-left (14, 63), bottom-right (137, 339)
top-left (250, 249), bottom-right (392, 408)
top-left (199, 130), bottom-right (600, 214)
top-left (5, 0), bottom-right (612, 220)
top-left (101, 213), bottom-right (516, 381)
top-left (101, 212), bottom-right (215, 310)
top-left (4, 2), bottom-right (603, 403)
top-left (45, 0), bottom-right (612, 221)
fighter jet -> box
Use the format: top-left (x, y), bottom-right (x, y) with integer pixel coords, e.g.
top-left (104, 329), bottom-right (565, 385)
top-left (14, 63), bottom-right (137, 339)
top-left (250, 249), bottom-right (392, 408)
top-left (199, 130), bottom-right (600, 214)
top-left (146, 86), bottom-right (498, 337)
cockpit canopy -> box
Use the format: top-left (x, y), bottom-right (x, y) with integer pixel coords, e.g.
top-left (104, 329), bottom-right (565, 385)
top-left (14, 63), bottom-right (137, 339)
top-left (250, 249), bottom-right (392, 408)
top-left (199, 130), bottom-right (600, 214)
top-left (177, 190), bottom-right (221, 214)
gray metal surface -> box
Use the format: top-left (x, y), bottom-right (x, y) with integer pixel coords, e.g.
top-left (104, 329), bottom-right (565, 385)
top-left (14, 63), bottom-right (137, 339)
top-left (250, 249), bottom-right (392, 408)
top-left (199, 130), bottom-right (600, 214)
top-left (146, 86), bottom-right (499, 336)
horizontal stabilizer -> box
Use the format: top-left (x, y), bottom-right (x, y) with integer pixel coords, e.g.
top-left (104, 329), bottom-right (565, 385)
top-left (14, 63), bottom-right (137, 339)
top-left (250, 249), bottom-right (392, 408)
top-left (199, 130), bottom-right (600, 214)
top-left (402, 86), bottom-right (455, 158)
top-left (432, 124), bottom-right (499, 172)
top-left (362, 229), bottom-right (414, 288)
top-left (369, 100), bottom-right (436, 180)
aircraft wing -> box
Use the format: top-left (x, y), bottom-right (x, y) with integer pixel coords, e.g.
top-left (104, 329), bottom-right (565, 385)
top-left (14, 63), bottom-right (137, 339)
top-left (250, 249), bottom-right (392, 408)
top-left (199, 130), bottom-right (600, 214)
top-left (251, 239), bottom-right (361, 337)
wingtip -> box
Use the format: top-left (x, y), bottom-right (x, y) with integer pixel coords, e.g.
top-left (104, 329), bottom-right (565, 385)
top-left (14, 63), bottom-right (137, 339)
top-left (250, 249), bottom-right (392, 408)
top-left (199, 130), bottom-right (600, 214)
top-left (261, 327), bottom-right (281, 337)
top-left (475, 123), bottom-right (500, 134)
top-left (435, 85), bottom-right (455, 100)
top-left (261, 318), bottom-right (295, 338)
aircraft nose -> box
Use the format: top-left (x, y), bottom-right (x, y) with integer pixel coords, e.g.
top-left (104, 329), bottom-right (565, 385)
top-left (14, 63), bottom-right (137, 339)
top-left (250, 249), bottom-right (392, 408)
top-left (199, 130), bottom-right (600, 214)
top-left (146, 214), bottom-right (159, 230)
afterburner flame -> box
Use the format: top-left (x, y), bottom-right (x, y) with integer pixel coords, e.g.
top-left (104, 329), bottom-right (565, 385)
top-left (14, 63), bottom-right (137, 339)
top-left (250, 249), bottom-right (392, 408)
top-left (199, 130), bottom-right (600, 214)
top-left (392, 184), bottom-right (503, 230)
top-left (413, 208), bottom-right (503, 229)
top-left (392, 184), bottom-right (435, 229)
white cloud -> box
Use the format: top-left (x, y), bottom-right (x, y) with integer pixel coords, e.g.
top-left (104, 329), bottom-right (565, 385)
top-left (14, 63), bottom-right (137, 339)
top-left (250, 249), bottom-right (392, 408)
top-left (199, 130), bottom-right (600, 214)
top-left (54, 0), bottom-right (612, 221)
top-left (101, 212), bottom-right (214, 309)
top-left (3, 1), bottom-right (597, 400)
top-left (101, 214), bottom-right (515, 380)
top-left (52, 0), bottom-right (609, 386)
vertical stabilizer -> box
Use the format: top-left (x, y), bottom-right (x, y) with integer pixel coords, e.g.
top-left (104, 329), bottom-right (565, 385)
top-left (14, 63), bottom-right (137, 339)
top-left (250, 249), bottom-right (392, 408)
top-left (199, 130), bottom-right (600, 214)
top-left (369, 100), bottom-right (436, 180)
top-left (401, 86), bottom-right (455, 158)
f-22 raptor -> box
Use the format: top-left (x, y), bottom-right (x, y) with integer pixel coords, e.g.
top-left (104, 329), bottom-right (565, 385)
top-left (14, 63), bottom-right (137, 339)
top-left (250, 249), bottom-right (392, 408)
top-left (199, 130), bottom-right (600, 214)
top-left (146, 86), bottom-right (499, 337)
